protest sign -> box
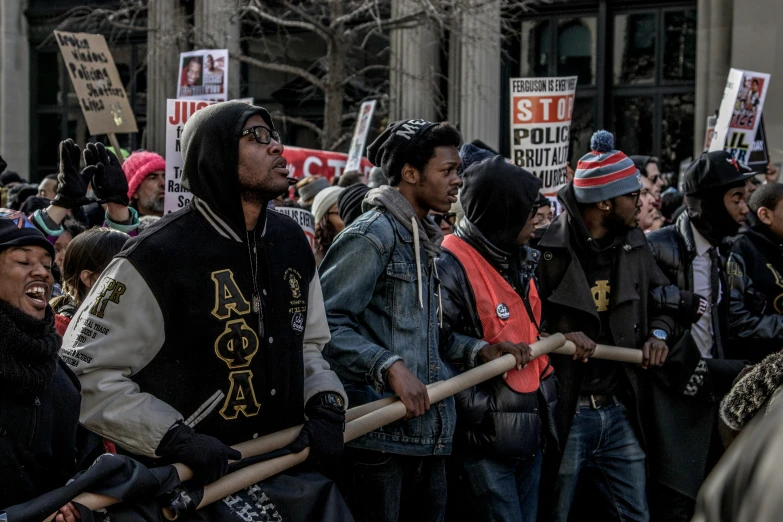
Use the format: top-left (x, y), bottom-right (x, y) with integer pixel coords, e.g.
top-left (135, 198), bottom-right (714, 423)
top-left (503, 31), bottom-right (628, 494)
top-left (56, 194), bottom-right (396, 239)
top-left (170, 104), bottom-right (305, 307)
top-left (273, 207), bottom-right (316, 251)
top-left (54, 31), bottom-right (138, 135)
top-left (509, 76), bottom-right (577, 195)
top-left (746, 117), bottom-right (770, 173)
top-left (703, 115), bottom-right (718, 152)
top-left (345, 100), bottom-right (377, 174)
top-left (709, 68), bottom-right (771, 166)
top-left (284, 146), bottom-right (373, 181)
top-left (165, 99), bottom-right (217, 213)
top-left (177, 49), bottom-right (229, 101)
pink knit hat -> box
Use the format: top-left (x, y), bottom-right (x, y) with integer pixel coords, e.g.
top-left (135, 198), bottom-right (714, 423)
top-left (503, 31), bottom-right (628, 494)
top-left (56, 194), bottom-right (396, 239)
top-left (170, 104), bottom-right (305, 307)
top-left (122, 151), bottom-right (166, 198)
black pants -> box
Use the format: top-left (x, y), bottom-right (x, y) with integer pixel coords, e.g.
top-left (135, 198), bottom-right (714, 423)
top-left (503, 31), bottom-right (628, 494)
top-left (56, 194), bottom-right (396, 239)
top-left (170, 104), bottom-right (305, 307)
top-left (346, 448), bottom-right (447, 522)
top-left (649, 483), bottom-right (695, 522)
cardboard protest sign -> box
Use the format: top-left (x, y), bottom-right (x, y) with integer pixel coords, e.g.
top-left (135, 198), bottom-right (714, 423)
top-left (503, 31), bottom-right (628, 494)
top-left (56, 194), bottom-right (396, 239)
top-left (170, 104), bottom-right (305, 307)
top-left (54, 31), bottom-right (138, 135)
top-left (509, 76), bottom-right (577, 195)
top-left (273, 206), bottom-right (315, 251)
top-left (709, 68), bottom-right (771, 165)
top-left (284, 146), bottom-right (373, 181)
top-left (345, 100), bottom-right (377, 174)
top-left (165, 99), bottom-right (217, 213)
top-left (177, 49), bottom-right (229, 101)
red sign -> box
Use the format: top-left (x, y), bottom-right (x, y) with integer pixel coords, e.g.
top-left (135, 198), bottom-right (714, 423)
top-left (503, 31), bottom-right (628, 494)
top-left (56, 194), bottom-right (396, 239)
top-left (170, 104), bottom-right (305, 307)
top-left (282, 146), bottom-right (373, 182)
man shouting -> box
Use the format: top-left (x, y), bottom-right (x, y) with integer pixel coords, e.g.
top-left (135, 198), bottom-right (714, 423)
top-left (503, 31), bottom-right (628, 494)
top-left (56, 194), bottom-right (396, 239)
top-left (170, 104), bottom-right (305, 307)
top-left (62, 102), bottom-right (350, 519)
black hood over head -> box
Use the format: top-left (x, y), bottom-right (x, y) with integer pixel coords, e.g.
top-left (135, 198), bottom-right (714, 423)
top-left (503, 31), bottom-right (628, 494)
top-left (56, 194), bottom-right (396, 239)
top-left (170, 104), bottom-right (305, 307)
top-left (685, 182), bottom-right (746, 247)
top-left (181, 101), bottom-right (275, 234)
top-left (460, 156), bottom-right (542, 251)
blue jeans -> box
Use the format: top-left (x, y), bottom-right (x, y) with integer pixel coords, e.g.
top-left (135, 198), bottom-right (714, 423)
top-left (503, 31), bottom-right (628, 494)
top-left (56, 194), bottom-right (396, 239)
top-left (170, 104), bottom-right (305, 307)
top-left (552, 403), bottom-right (649, 522)
top-left (347, 448), bottom-right (447, 522)
top-left (458, 452), bottom-right (543, 522)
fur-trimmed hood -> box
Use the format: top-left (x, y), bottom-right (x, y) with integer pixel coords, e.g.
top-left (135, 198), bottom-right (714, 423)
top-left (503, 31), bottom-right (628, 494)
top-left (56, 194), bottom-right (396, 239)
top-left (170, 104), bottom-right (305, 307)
top-left (720, 351), bottom-right (783, 431)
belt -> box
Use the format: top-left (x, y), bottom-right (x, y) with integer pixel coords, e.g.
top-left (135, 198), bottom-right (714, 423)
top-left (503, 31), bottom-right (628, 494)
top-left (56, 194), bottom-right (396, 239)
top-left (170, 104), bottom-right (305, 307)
top-left (578, 394), bottom-right (617, 410)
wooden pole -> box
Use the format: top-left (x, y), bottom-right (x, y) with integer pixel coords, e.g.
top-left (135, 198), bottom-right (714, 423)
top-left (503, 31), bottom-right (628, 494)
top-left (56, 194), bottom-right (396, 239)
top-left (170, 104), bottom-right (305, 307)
top-left (553, 341), bottom-right (644, 364)
top-left (185, 334), bottom-right (569, 516)
top-left (107, 133), bottom-right (124, 165)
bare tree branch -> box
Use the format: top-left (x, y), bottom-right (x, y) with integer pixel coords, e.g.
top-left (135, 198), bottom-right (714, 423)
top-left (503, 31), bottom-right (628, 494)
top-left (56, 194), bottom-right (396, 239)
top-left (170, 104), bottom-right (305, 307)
top-left (270, 111), bottom-right (324, 138)
top-left (278, 0), bottom-right (333, 40)
top-left (330, 0), bottom-right (378, 28)
top-left (328, 132), bottom-right (353, 151)
top-left (346, 9), bottom-right (428, 38)
top-left (245, 2), bottom-right (322, 37)
top-left (230, 52), bottom-right (326, 91)
top-left (340, 64), bottom-right (390, 87)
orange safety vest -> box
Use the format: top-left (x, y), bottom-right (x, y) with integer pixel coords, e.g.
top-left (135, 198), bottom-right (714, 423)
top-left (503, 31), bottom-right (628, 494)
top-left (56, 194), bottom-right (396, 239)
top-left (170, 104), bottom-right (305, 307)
top-left (443, 235), bottom-right (552, 393)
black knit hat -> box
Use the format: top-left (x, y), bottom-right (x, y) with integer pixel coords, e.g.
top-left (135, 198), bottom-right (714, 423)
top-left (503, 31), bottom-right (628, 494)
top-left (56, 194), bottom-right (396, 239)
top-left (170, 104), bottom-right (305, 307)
top-left (338, 183), bottom-right (370, 227)
top-left (0, 209), bottom-right (55, 258)
top-left (366, 119), bottom-right (439, 184)
top-left (0, 170), bottom-right (23, 187)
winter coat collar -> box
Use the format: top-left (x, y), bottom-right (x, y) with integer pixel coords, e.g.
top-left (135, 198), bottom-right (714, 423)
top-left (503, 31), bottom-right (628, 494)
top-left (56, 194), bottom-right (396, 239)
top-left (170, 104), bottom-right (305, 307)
top-left (675, 211), bottom-right (698, 261)
top-left (192, 196), bottom-right (267, 242)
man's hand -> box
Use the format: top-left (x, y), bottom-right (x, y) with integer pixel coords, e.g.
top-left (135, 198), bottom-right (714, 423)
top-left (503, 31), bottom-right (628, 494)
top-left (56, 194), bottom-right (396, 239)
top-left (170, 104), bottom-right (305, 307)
top-left (386, 360), bottom-right (429, 420)
top-left (52, 139), bottom-right (93, 210)
top-left (565, 332), bottom-right (596, 362)
top-left (84, 143), bottom-right (130, 206)
top-left (642, 337), bottom-right (669, 368)
top-left (54, 503), bottom-right (81, 522)
top-left (478, 341), bottom-right (532, 370)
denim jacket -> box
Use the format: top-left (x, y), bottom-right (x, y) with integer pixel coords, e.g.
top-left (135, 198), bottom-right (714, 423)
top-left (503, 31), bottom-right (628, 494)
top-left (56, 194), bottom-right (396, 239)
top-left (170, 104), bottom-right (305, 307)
top-left (319, 208), bottom-right (485, 456)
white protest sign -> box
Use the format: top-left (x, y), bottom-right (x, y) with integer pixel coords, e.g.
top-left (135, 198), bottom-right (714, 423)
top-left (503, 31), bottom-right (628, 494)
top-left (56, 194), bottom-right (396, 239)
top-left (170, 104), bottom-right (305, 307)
top-left (165, 99), bottom-right (217, 213)
top-left (177, 49), bottom-right (229, 101)
top-left (709, 68), bottom-right (771, 165)
top-left (345, 100), bottom-right (377, 174)
top-left (509, 76), bottom-right (577, 195)
top-left (54, 31), bottom-right (138, 135)
top-left (273, 206), bottom-right (315, 251)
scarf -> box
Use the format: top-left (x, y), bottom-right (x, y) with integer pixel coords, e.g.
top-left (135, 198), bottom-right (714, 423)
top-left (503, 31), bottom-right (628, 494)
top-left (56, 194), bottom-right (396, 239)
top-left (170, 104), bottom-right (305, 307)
top-left (0, 299), bottom-right (61, 397)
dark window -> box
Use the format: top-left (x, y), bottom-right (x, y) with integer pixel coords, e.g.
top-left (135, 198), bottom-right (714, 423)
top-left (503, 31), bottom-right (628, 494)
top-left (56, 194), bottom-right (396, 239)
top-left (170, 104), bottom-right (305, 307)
top-left (505, 1), bottom-right (696, 174)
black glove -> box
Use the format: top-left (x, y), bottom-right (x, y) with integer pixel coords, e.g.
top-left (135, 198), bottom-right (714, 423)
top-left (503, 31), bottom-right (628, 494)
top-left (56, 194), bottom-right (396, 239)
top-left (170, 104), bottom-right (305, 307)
top-left (156, 423), bottom-right (242, 486)
top-left (52, 139), bottom-right (93, 209)
top-left (83, 142), bottom-right (130, 206)
top-left (288, 400), bottom-right (345, 459)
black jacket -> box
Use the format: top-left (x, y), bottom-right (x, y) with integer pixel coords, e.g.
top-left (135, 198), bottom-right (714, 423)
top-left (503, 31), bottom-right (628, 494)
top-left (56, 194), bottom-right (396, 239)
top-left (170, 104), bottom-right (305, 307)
top-left (437, 221), bottom-right (558, 458)
top-left (727, 216), bottom-right (783, 363)
top-left (0, 360), bottom-right (82, 508)
top-left (646, 212), bottom-right (747, 498)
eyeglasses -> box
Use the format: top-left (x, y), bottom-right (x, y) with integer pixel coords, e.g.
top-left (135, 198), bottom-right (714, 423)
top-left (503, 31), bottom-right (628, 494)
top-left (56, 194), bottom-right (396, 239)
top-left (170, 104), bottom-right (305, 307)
top-left (530, 203), bottom-right (541, 217)
top-left (241, 125), bottom-right (282, 145)
top-left (627, 191), bottom-right (640, 202)
top-left (432, 212), bottom-right (457, 227)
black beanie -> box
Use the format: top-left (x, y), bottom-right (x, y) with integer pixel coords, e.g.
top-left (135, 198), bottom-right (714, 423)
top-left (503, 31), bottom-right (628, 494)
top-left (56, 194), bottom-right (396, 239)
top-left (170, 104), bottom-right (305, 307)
top-left (461, 156), bottom-right (542, 250)
top-left (338, 183), bottom-right (370, 227)
top-left (366, 119), bottom-right (438, 184)
top-left (0, 209), bottom-right (55, 258)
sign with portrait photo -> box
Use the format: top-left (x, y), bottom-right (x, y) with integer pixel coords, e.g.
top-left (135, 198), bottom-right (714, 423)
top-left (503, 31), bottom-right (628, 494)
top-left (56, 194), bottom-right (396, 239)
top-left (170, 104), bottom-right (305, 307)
top-left (177, 49), bottom-right (229, 101)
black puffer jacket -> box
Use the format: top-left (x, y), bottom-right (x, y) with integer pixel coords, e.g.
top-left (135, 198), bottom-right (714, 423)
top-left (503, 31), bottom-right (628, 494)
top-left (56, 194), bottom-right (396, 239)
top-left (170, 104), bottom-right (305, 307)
top-left (727, 215), bottom-right (783, 363)
top-left (0, 360), bottom-right (82, 508)
top-left (437, 220), bottom-right (558, 458)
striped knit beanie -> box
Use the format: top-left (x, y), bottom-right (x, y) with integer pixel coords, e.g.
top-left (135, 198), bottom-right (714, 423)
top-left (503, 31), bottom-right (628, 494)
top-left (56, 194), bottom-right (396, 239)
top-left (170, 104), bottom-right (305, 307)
top-left (573, 130), bottom-right (642, 204)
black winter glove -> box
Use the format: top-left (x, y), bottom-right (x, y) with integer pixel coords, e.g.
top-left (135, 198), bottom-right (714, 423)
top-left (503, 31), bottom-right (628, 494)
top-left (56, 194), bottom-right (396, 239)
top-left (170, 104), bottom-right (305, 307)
top-left (156, 423), bottom-right (242, 486)
top-left (52, 139), bottom-right (93, 209)
top-left (83, 142), bottom-right (130, 206)
top-left (288, 400), bottom-right (345, 459)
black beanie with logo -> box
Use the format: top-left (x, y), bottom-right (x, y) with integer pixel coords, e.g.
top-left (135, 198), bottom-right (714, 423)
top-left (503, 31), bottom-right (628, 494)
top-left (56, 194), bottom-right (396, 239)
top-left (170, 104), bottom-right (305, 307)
top-left (366, 119), bottom-right (439, 185)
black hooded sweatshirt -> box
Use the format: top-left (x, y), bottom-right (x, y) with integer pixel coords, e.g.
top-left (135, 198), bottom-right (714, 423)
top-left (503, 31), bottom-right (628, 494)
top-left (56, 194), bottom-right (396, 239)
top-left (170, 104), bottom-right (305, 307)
top-left (60, 102), bottom-right (344, 459)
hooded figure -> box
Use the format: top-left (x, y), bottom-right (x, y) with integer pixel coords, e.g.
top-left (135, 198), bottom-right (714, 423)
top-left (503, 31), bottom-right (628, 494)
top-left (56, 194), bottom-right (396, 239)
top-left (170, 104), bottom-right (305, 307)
top-left (60, 102), bottom-right (350, 518)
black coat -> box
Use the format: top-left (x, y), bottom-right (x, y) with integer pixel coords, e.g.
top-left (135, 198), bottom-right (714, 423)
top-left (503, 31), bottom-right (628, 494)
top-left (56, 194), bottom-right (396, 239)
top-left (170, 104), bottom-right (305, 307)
top-left (727, 215), bottom-right (783, 363)
top-left (437, 223), bottom-right (558, 459)
top-left (646, 212), bottom-right (747, 498)
top-left (0, 360), bottom-right (82, 508)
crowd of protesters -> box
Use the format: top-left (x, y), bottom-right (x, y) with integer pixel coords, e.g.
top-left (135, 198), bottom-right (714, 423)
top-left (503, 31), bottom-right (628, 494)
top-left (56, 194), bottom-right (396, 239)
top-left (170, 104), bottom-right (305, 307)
top-left (1, 101), bottom-right (783, 522)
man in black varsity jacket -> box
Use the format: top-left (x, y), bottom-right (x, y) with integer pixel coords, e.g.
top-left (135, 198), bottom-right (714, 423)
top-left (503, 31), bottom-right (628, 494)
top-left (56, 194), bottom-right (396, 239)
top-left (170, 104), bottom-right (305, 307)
top-left (61, 102), bottom-right (350, 518)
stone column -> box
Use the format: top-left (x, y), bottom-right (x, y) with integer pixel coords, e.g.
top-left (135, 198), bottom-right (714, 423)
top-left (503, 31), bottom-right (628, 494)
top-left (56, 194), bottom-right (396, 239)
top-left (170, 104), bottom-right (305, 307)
top-left (0, 0), bottom-right (30, 179)
top-left (146, 0), bottom-right (187, 154)
top-left (449, 0), bottom-right (502, 150)
top-left (694, 0), bottom-right (733, 157)
top-left (194, 0), bottom-right (241, 100)
top-left (389, 0), bottom-right (440, 122)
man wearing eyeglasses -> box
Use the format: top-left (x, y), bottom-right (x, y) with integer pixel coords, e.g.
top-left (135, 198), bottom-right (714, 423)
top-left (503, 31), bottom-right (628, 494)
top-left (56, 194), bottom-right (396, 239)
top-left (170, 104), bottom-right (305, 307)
top-left (534, 131), bottom-right (674, 522)
top-left (61, 102), bottom-right (351, 518)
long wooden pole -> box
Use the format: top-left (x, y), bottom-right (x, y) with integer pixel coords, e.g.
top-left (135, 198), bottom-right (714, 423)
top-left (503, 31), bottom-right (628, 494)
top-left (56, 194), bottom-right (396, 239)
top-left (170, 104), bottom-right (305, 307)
top-left (181, 334), bottom-right (569, 517)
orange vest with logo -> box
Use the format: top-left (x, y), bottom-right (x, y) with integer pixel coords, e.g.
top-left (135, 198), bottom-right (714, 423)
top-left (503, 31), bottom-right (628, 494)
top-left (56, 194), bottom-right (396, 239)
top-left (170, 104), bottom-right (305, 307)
top-left (443, 235), bottom-right (552, 393)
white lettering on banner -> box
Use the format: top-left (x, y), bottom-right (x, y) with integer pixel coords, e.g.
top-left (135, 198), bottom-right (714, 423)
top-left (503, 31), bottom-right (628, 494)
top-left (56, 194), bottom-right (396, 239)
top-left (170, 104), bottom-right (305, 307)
top-left (327, 159), bottom-right (346, 178)
top-left (304, 156), bottom-right (323, 177)
top-left (509, 76), bottom-right (578, 195)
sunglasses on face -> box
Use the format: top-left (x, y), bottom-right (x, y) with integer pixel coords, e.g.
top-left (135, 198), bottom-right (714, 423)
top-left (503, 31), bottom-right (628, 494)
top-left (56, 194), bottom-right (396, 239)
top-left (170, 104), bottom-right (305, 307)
top-left (433, 212), bottom-right (457, 227)
top-left (241, 125), bottom-right (282, 145)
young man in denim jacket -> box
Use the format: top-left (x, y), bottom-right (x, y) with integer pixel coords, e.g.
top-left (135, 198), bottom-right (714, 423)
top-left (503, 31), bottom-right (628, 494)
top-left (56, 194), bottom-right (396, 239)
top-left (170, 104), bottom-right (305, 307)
top-left (319, 120), bottom-right (529, 522)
